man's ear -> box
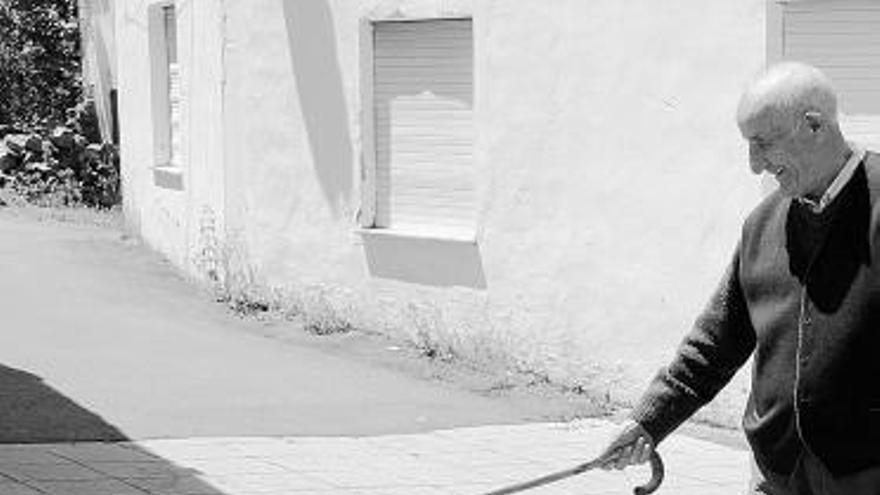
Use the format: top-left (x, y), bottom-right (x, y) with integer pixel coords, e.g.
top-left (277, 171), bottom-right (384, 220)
top-left (803, 111), bottom-right (823, 133)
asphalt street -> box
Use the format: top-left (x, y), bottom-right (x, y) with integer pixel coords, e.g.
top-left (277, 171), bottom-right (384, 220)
top-left (0, 210), bottom-right (750, 494)
top-left (0, 211), bottom-right (527, 441)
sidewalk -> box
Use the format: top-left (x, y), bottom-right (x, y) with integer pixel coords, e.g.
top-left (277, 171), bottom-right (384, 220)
top-left (0, 420), bottom-right (750, 495)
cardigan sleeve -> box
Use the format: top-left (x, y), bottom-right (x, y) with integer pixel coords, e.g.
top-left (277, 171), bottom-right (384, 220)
top-left (630, 242), bottom-right (757, 444)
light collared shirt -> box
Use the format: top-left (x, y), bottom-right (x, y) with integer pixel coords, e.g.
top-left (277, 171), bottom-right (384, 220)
top-left (797, 145), bottom-right (866, 213)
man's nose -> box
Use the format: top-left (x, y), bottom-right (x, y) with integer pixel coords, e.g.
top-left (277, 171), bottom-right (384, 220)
top-left (748, 148), bottom-right (766, 175)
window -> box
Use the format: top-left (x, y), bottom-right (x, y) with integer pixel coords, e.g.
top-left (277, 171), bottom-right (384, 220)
top-left (367, 19), bottom-right (475, 238)
top-left (164, 5), bottom-right (181, 169)
top-left (775, 0), bottom-right (880, 149)
top-left (149, 2), bottom-right (182, 181)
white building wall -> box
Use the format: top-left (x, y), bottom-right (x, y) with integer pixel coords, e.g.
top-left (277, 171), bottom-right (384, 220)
top-left (474, 1), bottom-right (767, 419)
top-left (184, 0), bottom-right (226, 283)
top-left (116, 0), bottom-right (183, 263)
top-left (118, 0), bottom-right (770, 424)
top-left (79, 0), bottom-right (117, 141)
top-left (116, 0), bottom-right (225, 278)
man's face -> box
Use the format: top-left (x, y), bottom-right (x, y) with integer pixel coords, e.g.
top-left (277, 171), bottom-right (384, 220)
top-left (738, 112), bottom-right (815, 198)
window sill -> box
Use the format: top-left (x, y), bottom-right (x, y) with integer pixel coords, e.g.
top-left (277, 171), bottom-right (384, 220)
top-left (356, 226), bottom-right (476, 244)
top-left (152, 166), bottom-right (184, 190)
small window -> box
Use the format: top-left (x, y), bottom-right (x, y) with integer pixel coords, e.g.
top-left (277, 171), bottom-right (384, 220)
top-left (777, 0), bottom-right (880, 149)
top-left (164, 5), bottom-right (181, 169)
top-left (369, 19), bottom-right (475, 237)
top-left (149, 2), bottom-right (182, 179)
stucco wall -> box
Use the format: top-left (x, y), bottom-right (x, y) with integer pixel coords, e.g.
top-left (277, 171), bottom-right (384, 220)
top-left (118, 0), bottom-right (770, 424)
top-left (471, 1), bottom-right (767, 420)
top-left (116, 0), bottom-right (225, 280)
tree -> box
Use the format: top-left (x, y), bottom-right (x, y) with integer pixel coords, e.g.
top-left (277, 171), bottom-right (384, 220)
top-left (0, 0), bottom-right (81, 127)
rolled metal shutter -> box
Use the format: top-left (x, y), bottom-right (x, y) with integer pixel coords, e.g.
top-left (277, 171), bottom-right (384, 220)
top-left (783, 1), bottom-right (880, 149)
top-left (373, 20), bottom-right (475, 235)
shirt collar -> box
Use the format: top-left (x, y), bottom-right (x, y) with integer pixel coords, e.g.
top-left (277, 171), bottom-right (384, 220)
top-left (797, 145), bottom-right (865, 213)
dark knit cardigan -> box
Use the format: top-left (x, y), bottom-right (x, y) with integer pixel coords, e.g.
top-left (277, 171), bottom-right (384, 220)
top-left (632, 153), bottom-right (880, 478)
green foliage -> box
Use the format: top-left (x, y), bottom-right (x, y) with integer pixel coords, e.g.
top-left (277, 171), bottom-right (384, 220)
top-left (0, 2), bottom-right (120, 209)
top-left (0, 101), bottom-right (120, 209)
top-left (0, 0), bottom-right (82, 127)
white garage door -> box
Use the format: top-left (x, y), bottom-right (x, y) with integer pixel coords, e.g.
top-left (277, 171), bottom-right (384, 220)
top-left (373, 19), bottom-right (475, 236)
top-left (783, 0), bottom-right (880, 150)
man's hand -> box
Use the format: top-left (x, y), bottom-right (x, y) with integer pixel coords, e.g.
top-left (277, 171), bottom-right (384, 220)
top-left (597, 420), bottom-right (655, 470)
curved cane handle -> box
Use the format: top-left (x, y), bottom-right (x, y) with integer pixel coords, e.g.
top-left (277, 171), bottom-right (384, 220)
top-left (633, 450), bottom-right (664, 495)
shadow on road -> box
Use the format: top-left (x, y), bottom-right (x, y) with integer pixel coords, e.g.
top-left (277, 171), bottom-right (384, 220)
top-left (0, 363), bottom-right (231, 494)
top-left (0, 363), bottom-right (126, 443)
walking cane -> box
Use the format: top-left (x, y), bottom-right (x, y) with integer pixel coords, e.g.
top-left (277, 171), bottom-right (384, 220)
top-left (479, 450), bottom-right (664, 495)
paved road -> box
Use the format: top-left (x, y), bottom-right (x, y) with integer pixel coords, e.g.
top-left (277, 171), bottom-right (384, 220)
top-left (0, 211), bottom-right (751, 494)
top-left (0, 211), bottom-right (529, 441)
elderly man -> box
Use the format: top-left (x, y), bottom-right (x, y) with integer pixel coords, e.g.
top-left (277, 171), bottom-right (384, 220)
top-left (599, 61), bottom-right (880, 494)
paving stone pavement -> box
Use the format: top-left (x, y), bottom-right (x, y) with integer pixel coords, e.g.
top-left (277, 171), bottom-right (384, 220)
top-left (0, 419), bottom-right (750, 495)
